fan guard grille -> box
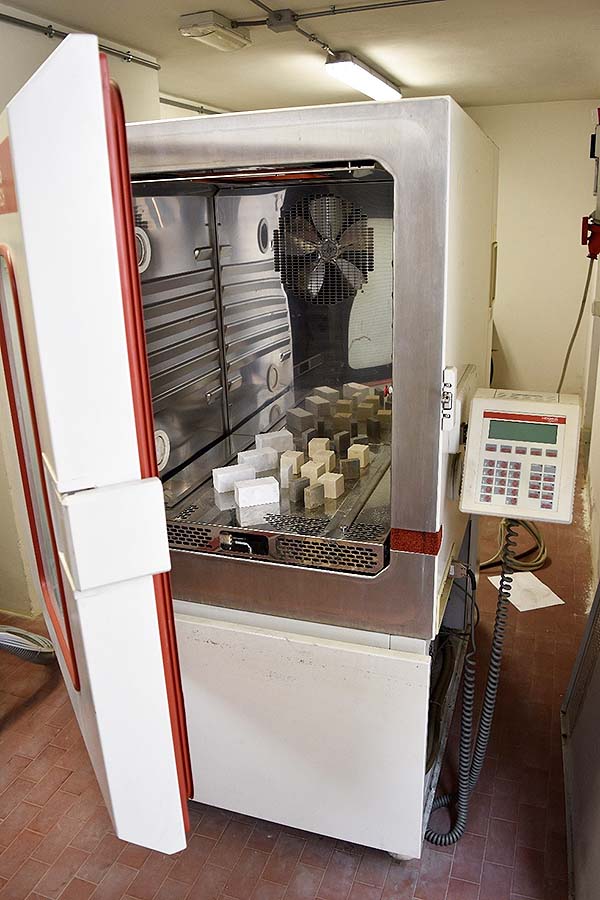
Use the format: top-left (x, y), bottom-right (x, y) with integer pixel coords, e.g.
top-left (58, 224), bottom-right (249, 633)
top-left (274, 194), bottom-right (374, 305)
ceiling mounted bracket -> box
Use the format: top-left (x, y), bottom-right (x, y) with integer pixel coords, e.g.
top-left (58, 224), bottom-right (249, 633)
top-left (267, 9), bottom-right (298, 31)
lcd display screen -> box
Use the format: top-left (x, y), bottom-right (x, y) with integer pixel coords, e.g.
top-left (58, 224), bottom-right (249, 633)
top-left (488, 419), bottom-right (558, 444)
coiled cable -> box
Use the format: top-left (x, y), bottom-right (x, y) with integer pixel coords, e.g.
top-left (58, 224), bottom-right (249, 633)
top-left (0, 626), bottom-right (55, 665)
top-left (480, 518), bottom-right (546, 572)
top-left (425, 520), bottom-right (517, 846)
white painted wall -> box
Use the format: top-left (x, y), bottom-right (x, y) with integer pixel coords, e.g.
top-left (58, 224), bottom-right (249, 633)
top-left (0, 6), bottom-right (160, 615)
top-left (0, 3), bottom-right (160, 121)
top-left (469, 100), bottom-right (600, 394)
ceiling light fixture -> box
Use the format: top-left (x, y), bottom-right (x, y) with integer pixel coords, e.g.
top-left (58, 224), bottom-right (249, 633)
top-left (178, 11), bottom-right (252, 51)
top-left (325, 52), bottom-right (402, 101)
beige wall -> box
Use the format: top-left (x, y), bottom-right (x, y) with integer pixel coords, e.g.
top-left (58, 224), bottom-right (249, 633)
top-left (0, 5), bottom-right (160, 616)
top-left (469, 100), bottom-right (600, 395)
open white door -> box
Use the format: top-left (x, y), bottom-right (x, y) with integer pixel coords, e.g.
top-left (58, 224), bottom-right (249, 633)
top-left (0, 35), bottom-right (192, 853)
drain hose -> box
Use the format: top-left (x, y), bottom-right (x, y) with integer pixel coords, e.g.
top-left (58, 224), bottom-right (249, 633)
top-left (0, 626), bottom-right (55, 665)
top-left (425, 519), bottom-right (517, 846)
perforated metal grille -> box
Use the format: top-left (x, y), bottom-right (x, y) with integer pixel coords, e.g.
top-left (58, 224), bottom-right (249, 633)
top-left (275, 536), bottom-right (381, 574)
top-left (264, 514), bottom-right (330, 536)
top-left (172, 504), bottom-right (199, 523)
top-left (344, 522), bottom-right (388, 542)
top-left (273, 194), bottom-right (374, 305)
top-left (167, 522), bottom-right (214, 552)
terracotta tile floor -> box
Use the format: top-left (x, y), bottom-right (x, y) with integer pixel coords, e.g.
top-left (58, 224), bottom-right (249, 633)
top-left (0, 490), bottom-right (592, 900)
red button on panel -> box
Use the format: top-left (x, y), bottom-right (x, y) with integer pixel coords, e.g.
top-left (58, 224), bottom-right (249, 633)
top-left (516, 446), bottom-right (527, 455)
top-left (481, 485), bottom-right (492, 494)
top-left (480, 495), bottom-right (492, 503)
top-left (497, 460), bottom-right (509, 469)
top-left (542, 492), bottom-right (554, 501)
top-left (530, 473), bottom-right (542, 482)
top-left (500, 445), bottom-right (512, 454)
top-left (506, 497), bottom-right (518, 505)
top-left (508, 479), bottom-right (520, 488)
top-left (546, 449), bottom-right (558, 458)
top-left (482, 477), bottom-right (493, 485)
top-left (494, 487), bottom-right (506, 495)
top-left (541, 501), bottom-right (553, 509)
top-left (529, 491), bottom-right (540, 499)
top-left (531, 448), bottom-right (543, 456)
top-left (508, 488), bottom-right (519, 496)
top-left (485, 444), bottom-right (497, 452)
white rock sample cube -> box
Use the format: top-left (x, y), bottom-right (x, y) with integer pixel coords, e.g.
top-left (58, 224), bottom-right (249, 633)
top-left (308, 437), bottom-right (332, 459)
top-left (213, 463), bottom-right (256, 493)
top-left (280, 449), bottom-right (305, 475)
top-left (237, 447), bottom-right (278, 473)
top-left (318, 472), bottom-right (345, 499)
top-left (286, 407), bottom-right (316, 434)
top-left (234, 476), bottom-right (280, 508)
top-left (280, 457), bottom-right (294, 489)
top-left (305, 395), bottom-right (330, 419)
top-left (348, 443), bottom-right (370, 468)
top-left (312, 449), bottom-right (336, 472)
top-left (343, 382), bottom-right (371, 402)
top-left (237, 501), bottom-right (279, 527)
top-left (314, 386), bottom-right (340, 405)
top-left (300, 459), bottom-right (326, 485)
top-left (255, 429), bottom-right (295, 452)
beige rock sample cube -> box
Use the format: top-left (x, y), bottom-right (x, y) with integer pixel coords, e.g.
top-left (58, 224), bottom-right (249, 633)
top-left (343, 382), bottom-right (370, 402)
top-left (279, 457), bottom-right (294, 489)
top-left (308, 437), bottom-right (332, 459)
top-left (336, 399), bottom-right (354, 415)
top-left (281, 449), bottom-right (305, 475)
top-left (348, 443), bottom-right (370, 468)
top-left (312, 449), bottom-right (336, 472)
top-left (333, 412), bottom-right (352, 433)
top-left (304, 482), bottom-right (325, 509)
top-left (305, 395), bottom-right (330, 420)
top-left (318, 472), bottom-right (344, 499)
top-left (356, 402), bottom-right (374, 422)
top-left (364, 396), bottom-right (380, 416)
top-left (314, 386), bottom-right (340, 407)
top-left (378, 409), bottom-right (392, 431)
top-left (301, 459), bottom-right (326, 485)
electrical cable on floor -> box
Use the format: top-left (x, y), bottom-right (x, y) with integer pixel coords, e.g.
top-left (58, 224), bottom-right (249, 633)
top-left (557, 256), bottom-right (596, 394)
top-left (0, 626), bottom-right (55, 665)
top-left (425, 521), bottom-right (517, 846)
top-left (480, 518), bottom-right (547, 571)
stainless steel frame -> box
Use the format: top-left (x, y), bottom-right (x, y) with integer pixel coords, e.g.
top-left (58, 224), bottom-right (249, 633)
top-left (127, 99), bottom-right (492, 639)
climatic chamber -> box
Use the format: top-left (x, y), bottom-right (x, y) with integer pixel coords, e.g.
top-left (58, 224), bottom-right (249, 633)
top-left (0, 36), bottom-right (497, 858)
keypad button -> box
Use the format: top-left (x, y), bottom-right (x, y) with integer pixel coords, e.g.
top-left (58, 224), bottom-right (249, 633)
top-left (484, 458), bottom-right (495, 467)
top-left (531, 448), bottom-right (543, 456)
top-left (541, 501), bottom-right (553, 510)
top-left (506, 497), bottom-right (518, 505)
top-left (497, 460), bottom-right (509, 469)
top-left (531, 464), bottom-right (543, 472)
top-left (481, 485), bottom-right (492, 494)
top-left (485, 443), bottom-right (498, 452)
top-left (546, 449), bottom-right (558, 458)
top-left (530, 473), bottom-right (542, 482)
top-left (544, 465), bottom-right (556, 473)
top-left (516, 446), bottom-right (527, 455)
top-left (508, 479), bottom-right (520, 488)
top-left (509, 461), bottom-right (522, 470)
top-left (480, 494), bottom-right (492, 503)
top-left (482, 477), bottom-right (494, 485)
top-left (508, 488), bottom-right (519, 496)
top-left (543, 476), bottom-right (555, 485)
top-left (500, 445), bottom-right (512, 454)
top-left (529, 490), bottom-right (540, 499)
top-left (542, 492), bottom-right (554, 501)
top-left (494, 486), bottom-right (506, 495)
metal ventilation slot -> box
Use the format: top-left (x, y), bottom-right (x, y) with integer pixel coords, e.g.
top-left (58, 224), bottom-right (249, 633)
top-left (264, 514), bottom-right (330, 536)
top-left (275, 535), bottom-right (382, 574)
top-left (167, 522), bottom-right (214, 552)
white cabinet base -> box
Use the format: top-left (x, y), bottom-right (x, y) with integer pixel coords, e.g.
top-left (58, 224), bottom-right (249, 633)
top-left (174, 602), bottom-right (430, 859)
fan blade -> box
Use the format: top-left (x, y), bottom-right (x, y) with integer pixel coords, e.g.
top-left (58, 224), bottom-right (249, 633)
top-left (285, 218), bottom-right (319, 255)
top-left (300, 259), bottom-right (326, 296)
top-left (333, 257), bottom-right (365, 291)
top-left (310, 196), bottom-right (344, 241)
top-left (338, 222), bottom-right (370, 252)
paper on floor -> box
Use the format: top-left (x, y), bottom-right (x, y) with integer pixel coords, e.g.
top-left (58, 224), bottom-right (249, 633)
top-left (488, 571), bottom-right (565, 613)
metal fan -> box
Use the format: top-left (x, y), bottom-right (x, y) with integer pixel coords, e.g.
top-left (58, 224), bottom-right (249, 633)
top-left (275, 195), bottom-right (374, 304)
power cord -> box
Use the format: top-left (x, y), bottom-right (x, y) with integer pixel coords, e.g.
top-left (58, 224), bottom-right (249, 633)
top-left (480, 518), bottom-right (547, 572)
top-left (557, 256), bottom-right (596, 394)
top-left (425, 521), bottom-right (517, 846)
top-left (0, 626), bottom-right (55, 665)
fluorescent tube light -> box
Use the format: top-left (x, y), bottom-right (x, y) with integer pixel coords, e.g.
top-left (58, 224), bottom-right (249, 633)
top-left (325, 52), bottom-right (402, 101)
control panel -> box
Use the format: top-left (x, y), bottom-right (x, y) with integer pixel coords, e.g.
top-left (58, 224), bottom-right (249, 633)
top-left (460, 389), bottom-right (580, 523)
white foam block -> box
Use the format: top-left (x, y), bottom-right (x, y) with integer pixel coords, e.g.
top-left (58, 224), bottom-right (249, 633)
top-left (314, 386), bottom-right (340, 404)
top-left (343, 382), bottom-right (371, 401)
top-left (234, 477), bottom-right (280, 508)
top-left (213, 463), bottom-right (257, 494)
top-left (237, 447), bottom-right (279, 473)
top-left (255, 430), bottom-right (295, 453)
top-left (281, 450), bottom-right (305, 475)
